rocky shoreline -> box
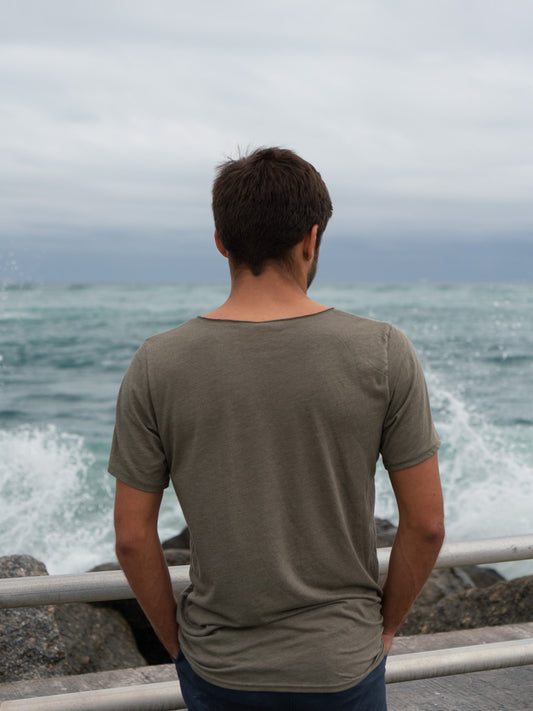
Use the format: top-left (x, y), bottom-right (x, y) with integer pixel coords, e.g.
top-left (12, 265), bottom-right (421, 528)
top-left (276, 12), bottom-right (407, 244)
top-left (1, 520), bottom-right (532, 683)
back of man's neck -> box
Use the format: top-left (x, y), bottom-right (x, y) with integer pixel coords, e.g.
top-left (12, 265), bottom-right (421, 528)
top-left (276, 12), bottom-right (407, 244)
top-left (202, 268), bottom-right (328, 322)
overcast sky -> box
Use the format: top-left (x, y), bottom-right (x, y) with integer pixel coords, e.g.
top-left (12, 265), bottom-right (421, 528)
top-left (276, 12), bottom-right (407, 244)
top-left (1, 0), bottom-right (533, 282)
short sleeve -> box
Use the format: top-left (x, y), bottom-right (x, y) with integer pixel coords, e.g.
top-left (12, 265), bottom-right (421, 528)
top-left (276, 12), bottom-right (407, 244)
top-left (108, 342), bottom-right (170, 492)
top-left (380, 326), bottom-right (440, 472)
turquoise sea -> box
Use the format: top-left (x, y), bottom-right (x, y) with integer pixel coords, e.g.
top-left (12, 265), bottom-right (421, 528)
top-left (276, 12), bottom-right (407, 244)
top-left (1, 282), bottom-right (532, 578)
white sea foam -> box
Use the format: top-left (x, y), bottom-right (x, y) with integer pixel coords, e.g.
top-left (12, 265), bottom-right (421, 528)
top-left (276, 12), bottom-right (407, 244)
top-left (0, 425), bottom-right (185, 574)
top-left (0, 425), bottom-right (116, 574)
top-left (376, 373), bottom-right (533, 578)
top-left (430, 375), bottom-right (533, 543)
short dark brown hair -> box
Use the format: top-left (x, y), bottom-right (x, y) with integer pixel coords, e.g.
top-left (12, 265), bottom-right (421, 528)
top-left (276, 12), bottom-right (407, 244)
top-left (212, 147), bottom-right (333, 275)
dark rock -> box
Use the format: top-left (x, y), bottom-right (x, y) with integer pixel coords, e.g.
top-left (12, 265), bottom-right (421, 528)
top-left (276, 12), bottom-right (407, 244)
top-left (93, 596), bottom-right (170, 665)
top-left (89, 561), bottom-right (121, 573)
top-left (375, 518), bottom-right (397, 547)
top-left (415, 566), bottom-right (475, 607)
top-left (162, 528), bottom-right (190, 551)
top-left (0, 555), bottom-right (146, 682)
top-left (399, 575), bottom-right (533, 635)
top-left (0, 555), bottom-right (67, 682)
top-left (54, 603), bottom-right (146, 674)
top-left (0, 555), bottom-right (49, 580)
top-left (461, 565), bottom-right (505, 588)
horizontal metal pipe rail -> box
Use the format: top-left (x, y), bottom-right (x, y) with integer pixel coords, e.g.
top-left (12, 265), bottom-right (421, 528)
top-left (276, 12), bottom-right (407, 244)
top-left (386, 637), bottom-right (533, 683)
top-left (0, 682), bottom-right (186, 711)
top-left (2, 639), bottom-right (533, 710)
top-left (1, 534), bottom-right (532, 609)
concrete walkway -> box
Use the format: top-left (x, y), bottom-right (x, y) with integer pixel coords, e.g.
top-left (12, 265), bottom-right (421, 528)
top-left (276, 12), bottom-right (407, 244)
top-left (386, 622), bottom-right (533, 710)
top-left (1, 623), bottom-right (532, 709)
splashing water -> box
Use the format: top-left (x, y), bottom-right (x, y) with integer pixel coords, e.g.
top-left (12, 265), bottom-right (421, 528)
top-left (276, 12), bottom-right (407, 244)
top-left (0, 426), bottom-right (116, 574)
top-left (429, 374), bottom-right (533, 544)
top-left (376, 372), bottom-right (533, 578)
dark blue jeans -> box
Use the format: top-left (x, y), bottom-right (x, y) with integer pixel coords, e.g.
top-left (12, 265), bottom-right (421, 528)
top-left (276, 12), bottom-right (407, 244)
top-left (174, 650), bottom-right (387, 711)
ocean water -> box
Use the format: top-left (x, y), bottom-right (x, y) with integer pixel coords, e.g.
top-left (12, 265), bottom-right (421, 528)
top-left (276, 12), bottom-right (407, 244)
top-left (1, 282), bottom-right (532, 578)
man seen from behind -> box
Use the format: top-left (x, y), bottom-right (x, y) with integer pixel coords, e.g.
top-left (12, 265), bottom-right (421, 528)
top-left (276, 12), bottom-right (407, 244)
top-left (109, 147), bottom-right (445, 711)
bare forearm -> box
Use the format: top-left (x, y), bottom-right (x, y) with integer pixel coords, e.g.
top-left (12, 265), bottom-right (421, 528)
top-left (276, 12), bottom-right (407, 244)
top-left (116, 536), bottom-right (179, 659)
top-left (381, 454), bottom-right (444, 653)
top-left (381, 523), bottom-right (444, 648)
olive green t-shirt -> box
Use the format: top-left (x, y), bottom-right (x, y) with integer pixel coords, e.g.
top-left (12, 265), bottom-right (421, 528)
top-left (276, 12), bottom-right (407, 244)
top-left (108, 308), bottom-right (440, 692)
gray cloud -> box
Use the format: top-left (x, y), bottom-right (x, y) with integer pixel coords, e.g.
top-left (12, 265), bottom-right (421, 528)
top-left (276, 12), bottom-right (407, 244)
top-left (1, 1), bottom-right (533, 280)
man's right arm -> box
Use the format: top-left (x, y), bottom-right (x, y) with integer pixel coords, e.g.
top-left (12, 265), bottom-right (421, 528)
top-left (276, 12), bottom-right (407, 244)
top-left (381, 453), bottom-right (445, 653)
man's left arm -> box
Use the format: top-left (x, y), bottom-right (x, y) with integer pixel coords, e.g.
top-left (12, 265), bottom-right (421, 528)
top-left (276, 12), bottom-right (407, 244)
top-left (381, 453), bottom-right (444, 654)
top-left (114, 479), bottom-right (179, 660)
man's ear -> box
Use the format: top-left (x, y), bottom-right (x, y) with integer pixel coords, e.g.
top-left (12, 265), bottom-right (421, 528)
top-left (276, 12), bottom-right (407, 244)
top-left (302, 225), bottom-right (319, 261)
top-left (214, 230), bottom-right (229, 258)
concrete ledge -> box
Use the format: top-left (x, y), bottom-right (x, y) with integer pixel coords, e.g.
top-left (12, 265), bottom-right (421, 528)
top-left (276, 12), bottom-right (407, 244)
top-left (389, 621), bottom-right (533, 655)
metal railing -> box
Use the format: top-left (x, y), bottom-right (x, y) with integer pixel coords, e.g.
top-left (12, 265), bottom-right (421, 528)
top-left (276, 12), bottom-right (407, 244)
top-left (1, 534), bottom-right (532, 710)
top-left (1, 534), bottom-right (532, 609)
top-left (1, 639), bottom-right (533, 710)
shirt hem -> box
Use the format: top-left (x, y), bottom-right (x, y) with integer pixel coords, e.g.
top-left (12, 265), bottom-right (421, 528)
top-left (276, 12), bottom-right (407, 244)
top-left (107, 467), bottom-right (169, 493)
top-left (383, 440), bottom-right (440, 473)
top-left (182, 649), bottom-right (386, 694)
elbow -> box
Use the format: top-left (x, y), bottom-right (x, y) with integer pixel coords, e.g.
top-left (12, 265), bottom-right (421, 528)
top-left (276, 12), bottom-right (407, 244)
top-left (417, 518), bottom-right (445, 549)
top-left (114, 524), bottom-right (155, 561)
top-left (399, 515), bottom-right (445, 548)
top-left (426, 520), bottom-right (445, 547)
top-left (115, 532), bottom-right (139, 563)
top-left (115, 534), bottom-right (136, 559)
